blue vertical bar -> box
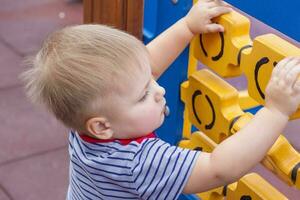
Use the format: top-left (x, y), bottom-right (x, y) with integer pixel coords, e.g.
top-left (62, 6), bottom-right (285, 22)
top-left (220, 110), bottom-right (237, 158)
top-left (143, 0), bottom-right (193, 145)
top-left (143, 1), bottom-right (201, 199)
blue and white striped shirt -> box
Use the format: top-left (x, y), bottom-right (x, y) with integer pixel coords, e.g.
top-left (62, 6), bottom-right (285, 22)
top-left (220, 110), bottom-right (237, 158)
top-left (67, 131), bottom-right (200, 200)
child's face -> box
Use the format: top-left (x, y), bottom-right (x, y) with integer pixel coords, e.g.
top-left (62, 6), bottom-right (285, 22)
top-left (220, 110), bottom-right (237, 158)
top-left (107, 63), bottom-right (166, 139)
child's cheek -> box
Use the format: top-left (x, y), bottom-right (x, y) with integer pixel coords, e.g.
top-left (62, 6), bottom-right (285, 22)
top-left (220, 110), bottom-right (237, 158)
top-left (137, 105), bottom-right (161, 130)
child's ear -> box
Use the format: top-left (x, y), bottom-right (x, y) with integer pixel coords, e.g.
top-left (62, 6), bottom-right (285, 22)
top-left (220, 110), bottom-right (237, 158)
top-left (85, 117), bottom-right (113, 140)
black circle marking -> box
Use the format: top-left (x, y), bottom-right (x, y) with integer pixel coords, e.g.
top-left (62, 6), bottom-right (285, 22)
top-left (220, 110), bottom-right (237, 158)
top-left (200, 34), bottom-right (208, 57)
top-left (254, 57), bottom-right (270, 100)
top-left (204, 95), bottom-right (216, 130)
top-left (237, 45), bottom-right (252, 66)
top-left (240, 195), bottom-right (252, 200)
top-left (192, 90), bottom-right (202, 125)
top-left (229, 115), bottom-right (243, 134)
top-left (212, 32), bottom-right (225, 61)
top-left (199, 32), bottom-right (225, 61)
top-left (192, 91), bottom-right (216, 129)
top-left (291, 162), bottom-right (300, 184)
top-left (222, 185), bottom-right (228, 196)
top-left (194, 147), bottom-right (203, 151)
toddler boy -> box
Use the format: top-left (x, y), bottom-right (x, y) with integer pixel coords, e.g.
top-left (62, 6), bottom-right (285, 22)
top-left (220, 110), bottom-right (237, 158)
top-left (22, 0), bottom-right (300, 199)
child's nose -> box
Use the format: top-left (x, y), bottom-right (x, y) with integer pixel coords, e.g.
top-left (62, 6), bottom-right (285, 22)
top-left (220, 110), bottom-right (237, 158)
top-left (155, 85), bottom-right (166, 102)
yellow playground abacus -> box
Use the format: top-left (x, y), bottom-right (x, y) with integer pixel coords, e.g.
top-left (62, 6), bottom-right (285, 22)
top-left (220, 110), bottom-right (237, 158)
top-left (179, 1), bottom-right (300, 199)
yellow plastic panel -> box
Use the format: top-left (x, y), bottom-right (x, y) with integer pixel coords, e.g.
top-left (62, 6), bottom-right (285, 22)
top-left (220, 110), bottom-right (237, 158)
top-left (262, 135), bottom-right (300, 189)
top-left (178, 131), bottom-right (217, 153)
top-left (241, 34), bottom-right (300, 119)
top-left (229, 112), bottom-right (253, 134)
top-left (229, 112), bottom-right (300, 189)
top-left (192, 10), bottom-right (252, 77)
top-left (238, 90), bottom-right (259, 111)
top-left (196, 187), bottom-right (225, 200)
top-left (226, 173), bottom-right (287, 200)
top-left (181, 69), bottom-right (244, 143)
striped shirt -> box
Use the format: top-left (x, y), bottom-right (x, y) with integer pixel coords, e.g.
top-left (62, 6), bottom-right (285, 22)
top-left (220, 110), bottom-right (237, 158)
top-left (67, 131), bottom-right (200, 200)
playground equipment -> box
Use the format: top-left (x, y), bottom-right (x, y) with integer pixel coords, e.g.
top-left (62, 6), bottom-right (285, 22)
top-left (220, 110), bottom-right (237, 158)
top-left (83, 0), bottom-right (143, 39)
top-left (144, 0), bottom-right (300, 199)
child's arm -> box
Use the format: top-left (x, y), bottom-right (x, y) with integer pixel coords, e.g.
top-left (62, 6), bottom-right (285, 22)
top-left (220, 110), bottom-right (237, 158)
top-left (146, 0), bottom-right (232, 79)
top-left (183, 57), bottom-right (300, 193)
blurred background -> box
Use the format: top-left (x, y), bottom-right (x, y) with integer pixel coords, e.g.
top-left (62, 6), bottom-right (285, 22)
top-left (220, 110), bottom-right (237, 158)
top-left (0, 0), bottom-right (299, 200)
top-left (0, 1), bottom-right (82, 199)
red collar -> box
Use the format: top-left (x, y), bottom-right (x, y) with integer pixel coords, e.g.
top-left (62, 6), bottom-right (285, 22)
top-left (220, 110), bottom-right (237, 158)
top-left (79, 132), bottom-right (156, 145)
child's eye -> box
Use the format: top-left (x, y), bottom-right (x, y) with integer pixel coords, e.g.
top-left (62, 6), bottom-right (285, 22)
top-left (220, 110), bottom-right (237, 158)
top-left (139, 91), bottom-right (149, 102)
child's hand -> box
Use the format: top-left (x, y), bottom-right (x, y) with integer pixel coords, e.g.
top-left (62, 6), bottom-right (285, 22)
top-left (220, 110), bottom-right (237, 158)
top-left (184, 0), bottom-right (232, 34)
top-left (265, 57), bottom-right (300, 117)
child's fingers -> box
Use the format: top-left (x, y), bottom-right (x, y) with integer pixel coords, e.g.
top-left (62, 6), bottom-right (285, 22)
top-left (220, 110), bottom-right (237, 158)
top-left (206, 2), bottom-right (219, 8)
top-left (294, 79), bottom-right (300, 94)
top-left (285, 65), bottom-right (300, 87)
top-left (279, 58), bottom-right (300, 78)
top-left (278, 58), bottom-right (298, 76)
top-left (216, 1), bottom-right (231, 7)
top-left (202, 0), bottom-right (229, 4)
top-left (286, 59), bottom-right (300, 78)
top-left (219, 1), bottom-right (231, 6)
top-left (272, 57), bottom-right (294, 77)
top-left (205, 24), bottom-right (224, 33)
top-left (201, 0), bottom-right (213, 2)
top-left (207, 1), bottom-right (231, 8)
top-left (208, 6), bottom-right (232, 18)
top-left (213, 0), bottom-right (227, 4)
top-left (286, 66), bottom-right (300, 88)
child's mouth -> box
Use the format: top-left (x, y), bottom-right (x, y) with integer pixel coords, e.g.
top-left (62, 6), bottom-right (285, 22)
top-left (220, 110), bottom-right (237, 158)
top-left (164, 105), bottom-right (170, 117)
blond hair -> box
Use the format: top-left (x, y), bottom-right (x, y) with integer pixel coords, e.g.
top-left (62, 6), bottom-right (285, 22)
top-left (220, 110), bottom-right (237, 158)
top-left (21, 24), bottom-right (148, 131)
